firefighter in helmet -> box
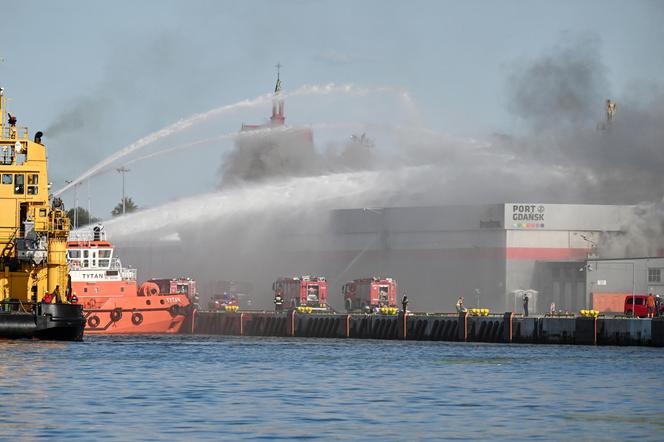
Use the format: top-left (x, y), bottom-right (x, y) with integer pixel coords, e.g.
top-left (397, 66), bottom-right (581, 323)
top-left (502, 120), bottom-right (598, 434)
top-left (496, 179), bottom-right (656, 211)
top-left (274, 291), bottom-right (284, 312)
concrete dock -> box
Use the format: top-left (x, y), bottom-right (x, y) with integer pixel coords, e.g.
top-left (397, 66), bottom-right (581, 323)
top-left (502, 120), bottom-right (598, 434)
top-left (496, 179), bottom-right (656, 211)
top-left (183, 311), bottom-right (664, 347)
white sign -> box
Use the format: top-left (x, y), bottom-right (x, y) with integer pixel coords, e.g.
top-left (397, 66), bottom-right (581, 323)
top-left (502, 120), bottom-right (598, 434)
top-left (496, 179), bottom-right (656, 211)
top-left (507, 204), bottom-right (546, 229)
top-left (597, 280), bottom-right (607, 286)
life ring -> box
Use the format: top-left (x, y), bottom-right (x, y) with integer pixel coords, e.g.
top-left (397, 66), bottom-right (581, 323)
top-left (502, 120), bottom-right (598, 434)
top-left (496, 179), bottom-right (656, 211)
top-left (87, 315), bottom-right (101, 328)
top-left (131, 312), bottom-right (144, 325)
top-left (169, 304), bottom-right (180, 316)
top-left (110, 308), bottom-right (123, 322)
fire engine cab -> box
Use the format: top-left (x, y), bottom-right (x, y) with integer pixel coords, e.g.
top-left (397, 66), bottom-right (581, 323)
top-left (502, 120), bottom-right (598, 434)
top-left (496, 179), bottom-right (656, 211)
top-left (272, 276), bottom-right (328, 309)
top-left (343, 277), bottom-right (397, 312)
top-left (148, 277), bottom-right (197, 300)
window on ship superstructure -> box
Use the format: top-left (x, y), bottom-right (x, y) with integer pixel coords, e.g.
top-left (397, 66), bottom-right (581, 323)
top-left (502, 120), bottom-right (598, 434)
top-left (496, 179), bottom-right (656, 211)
top-left (68, 250), bottom-right (82, 268)
top-left (97, 249), bottom-right (111, 268)
top-left (1, 174), bottom-right (11, 184)
top-left (14, 174), bottom-right (24, 194)
top-left (27, 174), bottom-right (38, 195)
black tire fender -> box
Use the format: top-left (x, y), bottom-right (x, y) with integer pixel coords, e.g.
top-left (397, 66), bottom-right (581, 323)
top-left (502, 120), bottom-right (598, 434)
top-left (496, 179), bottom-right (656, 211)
top-left (87, 315), bottom-right (101, 328)
top-left (131, 312), bottom-right (144, 325)
top-left (110, 308), bottom-right (123, 322)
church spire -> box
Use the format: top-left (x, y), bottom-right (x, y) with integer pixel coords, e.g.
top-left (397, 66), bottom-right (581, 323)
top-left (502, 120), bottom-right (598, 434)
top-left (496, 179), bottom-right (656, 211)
top-left (271, 62), bottom-right (285, 125)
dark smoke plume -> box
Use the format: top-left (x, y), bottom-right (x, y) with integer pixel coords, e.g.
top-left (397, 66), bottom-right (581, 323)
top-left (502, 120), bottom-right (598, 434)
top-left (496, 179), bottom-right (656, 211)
top-left (219, 128), bottom-right (377, 188)
top-left (506, 34), bottom-right (609, 130)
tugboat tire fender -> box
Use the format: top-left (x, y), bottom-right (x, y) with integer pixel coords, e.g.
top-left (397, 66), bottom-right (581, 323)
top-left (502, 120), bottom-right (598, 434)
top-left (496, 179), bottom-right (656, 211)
top-left (132, 312), bottom-right (144, 326)
top-left (169, 304), bottom-right (180, 316)
top-left (87, 315), bottom-right (101, 328)
top-left (110, 308), bottom-right (122, 322)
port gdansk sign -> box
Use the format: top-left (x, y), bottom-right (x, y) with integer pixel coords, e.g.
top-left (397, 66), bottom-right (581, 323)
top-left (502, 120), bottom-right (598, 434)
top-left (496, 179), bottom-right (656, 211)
top-left (507, 204), bottom-right (546, 229)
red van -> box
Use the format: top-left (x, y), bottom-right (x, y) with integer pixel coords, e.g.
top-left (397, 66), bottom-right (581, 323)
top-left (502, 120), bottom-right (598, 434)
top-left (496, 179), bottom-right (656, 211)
top-left (624, 295), bottom-right (663, 317)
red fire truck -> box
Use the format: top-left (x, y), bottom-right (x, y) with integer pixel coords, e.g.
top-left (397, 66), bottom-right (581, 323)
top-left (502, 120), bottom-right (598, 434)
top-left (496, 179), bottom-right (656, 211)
top-left (148, 278), bottom-right (198, 300)
top-left (342, 277), bottom-right (397, 312)
top-left (272, 276), bottom-right (328, 309)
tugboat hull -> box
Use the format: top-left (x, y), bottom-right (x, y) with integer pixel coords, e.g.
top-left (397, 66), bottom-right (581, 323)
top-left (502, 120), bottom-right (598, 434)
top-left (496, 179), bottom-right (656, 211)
top-left (0, 303), bottom-right (85, 341)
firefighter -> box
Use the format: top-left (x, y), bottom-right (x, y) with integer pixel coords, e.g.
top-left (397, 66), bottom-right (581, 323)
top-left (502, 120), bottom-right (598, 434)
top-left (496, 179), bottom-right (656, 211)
top-left (456, 296), bottom-right (466, 313)
top-left (523, 294), bottom-right (529, 317)
top-left (274, 292), bottom-right (284, 312)
top-left (401, 293), bottom-right (409, 312)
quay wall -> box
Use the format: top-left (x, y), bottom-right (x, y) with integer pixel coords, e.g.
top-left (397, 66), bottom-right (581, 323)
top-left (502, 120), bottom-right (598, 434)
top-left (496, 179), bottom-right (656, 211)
top-left (184, 311), bottom-right (664, 347)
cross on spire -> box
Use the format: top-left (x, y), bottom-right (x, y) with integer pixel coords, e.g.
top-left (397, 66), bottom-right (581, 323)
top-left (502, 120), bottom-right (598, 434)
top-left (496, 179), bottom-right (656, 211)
top-left (274, 62), bottom-right (282, 93)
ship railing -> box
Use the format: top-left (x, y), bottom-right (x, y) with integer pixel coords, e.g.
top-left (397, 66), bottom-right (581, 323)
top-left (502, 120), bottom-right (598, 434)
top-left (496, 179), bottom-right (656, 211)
top-left (0, 299), bottom-right (34, 313)
top-left (108, 258), bottom-right (137, 280)
top-left (68, 229), bottom-right (107, 242)
top-left (120, 268), bottom-right (137, 281)
top-left (1, 126), bottom-right (29, 140)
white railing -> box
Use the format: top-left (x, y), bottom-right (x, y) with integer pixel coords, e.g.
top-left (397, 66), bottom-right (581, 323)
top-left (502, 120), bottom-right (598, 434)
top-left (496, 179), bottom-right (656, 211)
top-left (68, 227), bottom-right (106, 242)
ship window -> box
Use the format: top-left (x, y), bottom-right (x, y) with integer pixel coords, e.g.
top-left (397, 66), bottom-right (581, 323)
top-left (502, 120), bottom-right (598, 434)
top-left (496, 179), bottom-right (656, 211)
top-left (28, 174), bottom-right (38, 185)
top-left (120, 287), bottom-right (125, 293)
top-left (99, 259), bottom-right (110, 267)
top-left (176, 284), bottom-right (189, 294)
top-left (82, 259), bottom-right (89, 267)
top-left (14, 174), bottom-right (24, 194)
top-left (68, 250), bottom-right (81, 259)
top-left (83, 250), bottom-right (89, 258)
top-left (27, 185), bottom-right (38, 195)
top-left (1, 174), bottom-right (11, 184)
top-left (39, 209), bottom-right (47, 216)
top-left (99, 250), bottom-right (112, 258)
top-left (83, 287), bottom-right (88, 293)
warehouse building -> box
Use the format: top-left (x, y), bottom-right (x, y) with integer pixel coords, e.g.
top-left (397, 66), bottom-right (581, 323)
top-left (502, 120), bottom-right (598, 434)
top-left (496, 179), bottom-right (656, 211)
top-left (287, 203), bottom-right (639, 313)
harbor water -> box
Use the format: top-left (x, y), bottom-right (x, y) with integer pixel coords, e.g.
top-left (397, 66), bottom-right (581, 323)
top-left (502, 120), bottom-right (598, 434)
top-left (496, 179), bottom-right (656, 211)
top-left (1, 335), bottom-right (662, 440)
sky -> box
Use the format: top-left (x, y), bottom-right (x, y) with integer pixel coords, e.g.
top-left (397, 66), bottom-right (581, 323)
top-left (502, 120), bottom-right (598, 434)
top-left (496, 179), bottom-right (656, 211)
top-left (1, 0), bottom-right (663, 217)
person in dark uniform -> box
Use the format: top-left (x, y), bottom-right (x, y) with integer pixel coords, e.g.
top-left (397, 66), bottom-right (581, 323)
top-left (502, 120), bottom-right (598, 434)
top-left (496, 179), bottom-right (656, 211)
top-left (523, 294), bottom-right (529, 317)
top-left (274, 293), bottom-right (284, 312)
top-left (401, 294), bottom-right (409, 312)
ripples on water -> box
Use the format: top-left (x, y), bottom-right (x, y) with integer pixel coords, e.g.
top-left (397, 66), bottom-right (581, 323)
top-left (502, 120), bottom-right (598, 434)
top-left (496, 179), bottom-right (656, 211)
top-left (0, 335), bottom-right (662, 440)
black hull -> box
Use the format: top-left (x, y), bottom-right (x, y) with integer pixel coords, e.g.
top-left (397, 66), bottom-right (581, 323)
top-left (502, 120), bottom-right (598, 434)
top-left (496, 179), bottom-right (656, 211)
top-left (0, 303), bottom-right (85, 341)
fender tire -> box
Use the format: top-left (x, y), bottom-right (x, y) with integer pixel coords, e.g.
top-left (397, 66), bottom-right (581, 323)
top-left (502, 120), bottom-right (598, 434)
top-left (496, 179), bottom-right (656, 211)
top-left (87, 315), bottom-right (101, 328)
top-left (131, 312), bottom-right (144, 326)
top-left (110, 308), bottom-right (123, 322)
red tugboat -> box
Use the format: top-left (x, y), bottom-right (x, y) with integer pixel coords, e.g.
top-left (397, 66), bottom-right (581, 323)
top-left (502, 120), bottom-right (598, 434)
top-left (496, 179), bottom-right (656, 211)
top-left (67, 225), bottom-right (193, 333)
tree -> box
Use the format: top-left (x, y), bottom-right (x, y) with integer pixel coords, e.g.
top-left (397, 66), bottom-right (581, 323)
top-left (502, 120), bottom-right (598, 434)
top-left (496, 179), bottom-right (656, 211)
top-left (66, 207), bottom-right (100, 228)
top-left (111, 197), bottom-right (139, 217)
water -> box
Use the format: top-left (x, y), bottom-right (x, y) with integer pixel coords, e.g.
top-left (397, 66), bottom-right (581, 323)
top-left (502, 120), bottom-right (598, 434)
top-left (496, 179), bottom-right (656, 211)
top-left (103, 168), bottom-right (401, 239)
top-left (1, 336), bottom-right (662, 440)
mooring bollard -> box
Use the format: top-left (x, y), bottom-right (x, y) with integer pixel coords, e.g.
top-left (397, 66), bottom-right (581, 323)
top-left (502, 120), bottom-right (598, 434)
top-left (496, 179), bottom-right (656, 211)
top-left (458, 312), bottom-right (468, 342)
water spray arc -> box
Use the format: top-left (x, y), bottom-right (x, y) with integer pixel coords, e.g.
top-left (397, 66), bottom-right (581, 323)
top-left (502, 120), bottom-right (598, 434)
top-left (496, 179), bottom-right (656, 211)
top-left (55, 83), bottom-right (408, 197)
